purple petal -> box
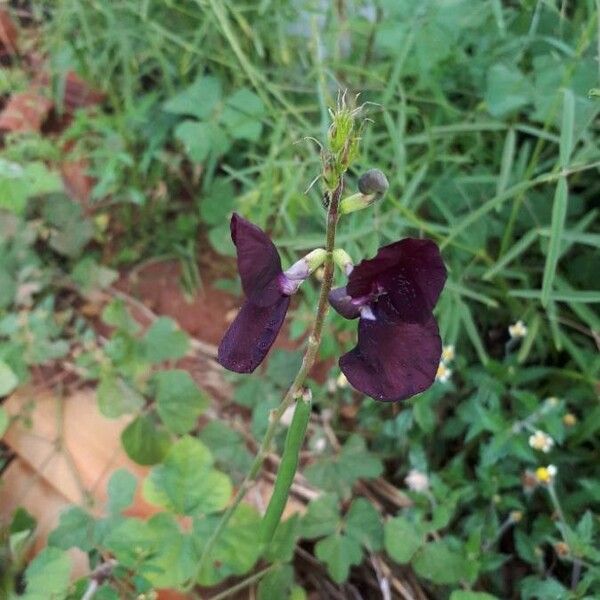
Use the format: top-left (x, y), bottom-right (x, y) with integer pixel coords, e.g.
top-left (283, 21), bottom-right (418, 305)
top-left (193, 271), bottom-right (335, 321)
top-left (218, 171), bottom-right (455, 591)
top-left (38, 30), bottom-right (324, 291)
top-left (328, 286), bottom-right (361, 320)
top-left (218, 296), bottom-right (290, 373)
top-left (339, 298), bottom-right (441, 402)
top-left (347, 238), bottom-right (446, 323)
top-left (231, 213), bottom-right (283, 307)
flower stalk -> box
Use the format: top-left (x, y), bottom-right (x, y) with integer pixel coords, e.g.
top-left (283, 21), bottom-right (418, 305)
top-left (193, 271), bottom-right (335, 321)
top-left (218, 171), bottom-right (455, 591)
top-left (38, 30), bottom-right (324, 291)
top-left (189, 171), bottom-right (345, 591)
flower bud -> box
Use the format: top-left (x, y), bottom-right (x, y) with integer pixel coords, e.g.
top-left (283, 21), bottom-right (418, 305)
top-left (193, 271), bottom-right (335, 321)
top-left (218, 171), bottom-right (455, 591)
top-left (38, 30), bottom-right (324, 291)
top-left (358, 169), bottom-right (389, 195)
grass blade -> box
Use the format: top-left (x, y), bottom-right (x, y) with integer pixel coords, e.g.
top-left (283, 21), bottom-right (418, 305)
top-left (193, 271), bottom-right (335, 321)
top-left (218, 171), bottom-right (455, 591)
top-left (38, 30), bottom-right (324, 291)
top-left (559, 88), bottom-right (575, 168)
top-left (541, 178), bottom-right (568, 307)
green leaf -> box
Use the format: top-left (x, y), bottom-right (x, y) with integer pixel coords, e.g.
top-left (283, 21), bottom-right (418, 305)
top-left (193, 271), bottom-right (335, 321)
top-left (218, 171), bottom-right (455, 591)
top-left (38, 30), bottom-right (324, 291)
top-left (102, 517), bottom-right (157, 569)
top-left (384, 516), bottom-right (424, 564)
top-left (304, 435), bottom-right (383, 498)
top-left (193, 504), bottom-right (261, 586)
top-left (163, 75), bottom-right (222, 120)
top-left (199, 177), bottom-right (236, 226)
top-left (121, 415), bottom-right (172, 465)
top-left (144, 513), bottom-right (197, 588)
top-left (559, 88), bottom-right (575, 168)
top-left (314, 532), bottom-right (363, 583)
top-left (412, 541), bottom-right (470, 585)
top-left (221, 88), bottom-right (265, 141)
top-left (485, 64), bottom-right (532, 118)
top-left (107, 469), bottom-right (137, 514)
top-left (97, 373), bottom-right (144, 418)
top-left (301, 493), bottom-right (339, 539)
top-left (23, 547), bottom-right (72, 599)
top-left (174, 120), bottom-right (212, 162)
top-left (143, 436), bottom-right (231, 515)
top-left (142, 317), bottom-right (189, 363)
top-left (264, 514), bottom-right (301, 563)
top-left (0, 405), bottom-right (9, 436)
top-left (541, 178), bottom-right (568, 308)
top-left (258, 564), bottom-right (294, 600)
top-left (0, 359), bottom-right (18, 396)
top-left (48, 507), bottom-right (95, 552)
top-left (199, 421), bottom-right (252, 480)
top-left (345, 498), bottom-right (383, 551)
top-left (154, 369), bottom-right (208, 434)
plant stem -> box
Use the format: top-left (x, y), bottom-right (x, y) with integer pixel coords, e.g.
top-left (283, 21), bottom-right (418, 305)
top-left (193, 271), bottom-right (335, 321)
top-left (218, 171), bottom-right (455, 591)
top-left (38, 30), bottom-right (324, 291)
top-left (188, 181), bottom-right (343, 591)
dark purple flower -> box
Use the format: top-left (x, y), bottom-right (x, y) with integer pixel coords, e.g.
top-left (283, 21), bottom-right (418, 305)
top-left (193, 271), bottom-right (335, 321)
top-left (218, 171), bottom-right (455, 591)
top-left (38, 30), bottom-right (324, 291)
top-left (218, 213), bottom-right (298, 373)
top-left (330, 238), bottom-right (447, 402)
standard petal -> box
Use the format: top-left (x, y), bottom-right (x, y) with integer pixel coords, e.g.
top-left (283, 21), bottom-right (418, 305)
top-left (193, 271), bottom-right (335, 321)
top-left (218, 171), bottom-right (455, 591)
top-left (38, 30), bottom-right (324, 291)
top-left (328, 286), bottom-right (361, 320)
top-left (217, 295), bottom-right (290, 373)
top-left (347, 238), bottom-right (446, 323)
top-left (339, 299), bottom-right (441, 402)
top-left (230, 213), bottom-right (283, 306)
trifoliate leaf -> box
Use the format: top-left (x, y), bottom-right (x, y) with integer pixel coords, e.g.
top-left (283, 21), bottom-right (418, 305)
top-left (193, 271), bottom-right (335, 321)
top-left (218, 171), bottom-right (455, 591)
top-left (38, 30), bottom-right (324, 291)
top-left (143, 436), bottom-right (231, 515)
top-left (107, 469), bottom-right (137, 514)
top-left (154, 369), bottom-right (208, 434)
top-left (142, 317), bottom-right (189, 363)
top-left (193, 504), bottom-right (261, 586)
top-left (345, 498), bottom-right (383, 551)
top-left (48, 507), bottom-right (95, 552)
top-left (97, 373), bottom-right (144, 418)
top-left (384, 516), bottom-right (424, 564)
top-left (163, 75), bottom-right (222, 120)
top-left (315, 532), bottom-right (363, 583)
top-left (221, 88), bottom-right (265, 141)
top-left (301, 494), bottom-right (339, 539)
top-left (411, 540), bottom-right (470, 585)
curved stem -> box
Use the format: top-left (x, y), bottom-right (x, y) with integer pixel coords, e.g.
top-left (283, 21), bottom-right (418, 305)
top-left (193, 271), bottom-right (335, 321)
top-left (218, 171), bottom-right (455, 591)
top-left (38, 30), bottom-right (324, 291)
top-left (188, 182), bottom-right (343, 590)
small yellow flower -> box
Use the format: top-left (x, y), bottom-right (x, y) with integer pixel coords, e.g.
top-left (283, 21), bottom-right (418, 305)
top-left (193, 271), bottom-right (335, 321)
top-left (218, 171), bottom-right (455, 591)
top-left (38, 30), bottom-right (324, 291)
top-left (528, 430), bottom-right (554, 453)
top-left (441, 345), bottom-right (455, 363)
top-left (435, 361), bottom-right (452, 383)
top-left (510, 510), bottom-right (523, 523)
top-left (535, 464), bottom-right (557, 484)
top-left (509, 320), bottom-right (528, 339)
top-left (563, 413), bottom-right (577, 426)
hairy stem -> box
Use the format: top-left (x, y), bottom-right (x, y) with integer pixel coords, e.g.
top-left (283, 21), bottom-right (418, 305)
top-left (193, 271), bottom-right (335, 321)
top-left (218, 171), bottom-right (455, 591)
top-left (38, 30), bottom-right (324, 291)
top-left (188, 182), bottom-right (343, 590)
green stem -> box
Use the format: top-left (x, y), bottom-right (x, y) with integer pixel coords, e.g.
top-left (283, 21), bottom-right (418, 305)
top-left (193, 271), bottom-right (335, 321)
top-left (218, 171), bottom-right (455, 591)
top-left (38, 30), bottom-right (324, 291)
top-left (187, 181), bottom-right (343, 591)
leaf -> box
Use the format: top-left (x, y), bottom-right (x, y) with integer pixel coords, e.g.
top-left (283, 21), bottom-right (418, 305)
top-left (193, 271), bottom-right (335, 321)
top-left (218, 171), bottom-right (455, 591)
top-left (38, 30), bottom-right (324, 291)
top-left (221, 88), bottom-right (265, 141)
top-left (154, 369), bottom-right (208, 434)
top-left (102, 517), bottom-right (157, 569)
top-left (541, 178), bottom-right (568, 308)
top-left (384, 516), bottom-right (424, 564)
top-left (144, 513), bottom-right (197, 588)
top-left (314, 532), bottom-right (363, 583)
top-left (23, 547), bottom-right (72, 599)
top-left (258, 564), bottom-right (294, 600)
top-left (559, 88), bottom-right (575, 168)
top-left (107, 469), bottom-right (137, 514)
top-left (163, 75), bottom-right (222, 120)
top-left (48, 507), bottom-right (95, 552)
top-left (143, 436), bottom-right (232, 515)
top-left (199, 177), bottom-right (236, 226)
top-left (304, 435), bottom-right (383, 498)
top-left (411, 541), bottom-right (470, 585)
top-left (264, 514), bottom-right (301, 563)
top-left (97, 373), bottom-right (144, 418)
top-left (174, 120), bottom-right (212, 162)
top-left (121, 415), bottom-right (172, 465)
top-left (199, 421), bottom-right (252, 480)
top-left (0, 359), bottom-right (18, 396)
top-left (301, 493), bottom-right (340, 539)
top-left (485, 64), bottom-right (532, 118)
top-left (345, 498), bottom-right (383, 551)
top-left (142, 317), bottom-right (189, 363)
top-left (193, 504), bottom-right (262, 586)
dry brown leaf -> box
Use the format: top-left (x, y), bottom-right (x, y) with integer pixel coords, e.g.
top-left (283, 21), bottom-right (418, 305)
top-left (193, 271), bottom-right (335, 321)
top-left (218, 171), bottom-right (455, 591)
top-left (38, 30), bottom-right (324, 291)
top-left (0, 9), bottom-right (18, 57)
top-left (0, 90), bottom-right (53, 133)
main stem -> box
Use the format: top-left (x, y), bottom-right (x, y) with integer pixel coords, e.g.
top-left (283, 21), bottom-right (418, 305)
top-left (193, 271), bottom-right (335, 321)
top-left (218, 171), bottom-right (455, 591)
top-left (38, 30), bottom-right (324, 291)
top-left (190, 182), bottom-right (343, 588)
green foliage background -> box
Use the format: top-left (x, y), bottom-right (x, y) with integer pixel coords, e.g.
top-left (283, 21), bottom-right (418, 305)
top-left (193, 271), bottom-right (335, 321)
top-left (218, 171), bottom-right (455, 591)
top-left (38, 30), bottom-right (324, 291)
top-left (0, 1), bottom-right (599, 598)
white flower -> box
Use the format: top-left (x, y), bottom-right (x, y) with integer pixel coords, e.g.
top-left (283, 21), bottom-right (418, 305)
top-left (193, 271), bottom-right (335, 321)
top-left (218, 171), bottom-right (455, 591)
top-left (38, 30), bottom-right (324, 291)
top-left (528, 430), bottom-right (554, 453)
top-left (441, 345), bottom-right (455, 363)
top-left (279, 404), bottom-right (296, 427)
top-left (313, 437), bottom-right (327, 453)
top-left (509, 320), bottom-right (528, 339)
top-left (405, 469), bottom-right (430, 492)
top-left (547, 464), bottom-right (557, 478)
top-left (436, 361), bottom-right (452, 383)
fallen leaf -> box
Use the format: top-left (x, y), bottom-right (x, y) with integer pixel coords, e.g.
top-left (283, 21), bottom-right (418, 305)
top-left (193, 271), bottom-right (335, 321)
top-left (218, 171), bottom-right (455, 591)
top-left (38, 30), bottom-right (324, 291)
top-left (0, 90), bottom-right (53, 133)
